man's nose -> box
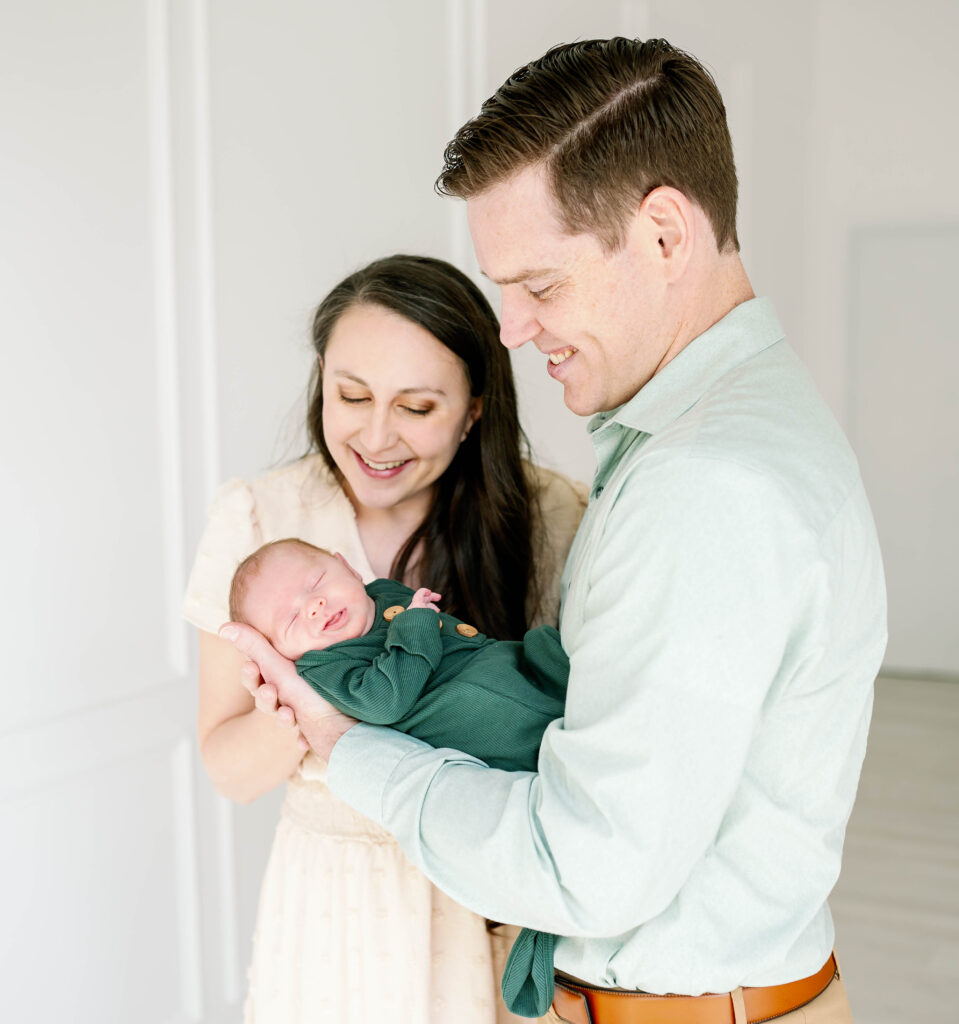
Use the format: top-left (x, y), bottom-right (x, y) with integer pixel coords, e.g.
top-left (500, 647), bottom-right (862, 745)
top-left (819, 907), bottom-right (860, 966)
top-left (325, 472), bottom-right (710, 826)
top-left (499, 290), bottom-right (540, 349)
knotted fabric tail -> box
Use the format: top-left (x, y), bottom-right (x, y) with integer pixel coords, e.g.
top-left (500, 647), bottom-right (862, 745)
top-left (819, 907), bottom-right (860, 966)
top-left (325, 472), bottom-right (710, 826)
top-left (500, 927), bottom-right (557, 1018)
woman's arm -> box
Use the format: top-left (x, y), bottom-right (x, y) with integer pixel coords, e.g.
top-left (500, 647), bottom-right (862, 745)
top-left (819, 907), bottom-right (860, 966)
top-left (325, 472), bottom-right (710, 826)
top-left (196, 629), bottom-right (306, 803)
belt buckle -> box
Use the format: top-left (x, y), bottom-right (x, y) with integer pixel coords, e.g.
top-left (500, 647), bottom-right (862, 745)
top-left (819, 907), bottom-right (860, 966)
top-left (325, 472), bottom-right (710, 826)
top-left (552, 981), bottom-right (594, 1024)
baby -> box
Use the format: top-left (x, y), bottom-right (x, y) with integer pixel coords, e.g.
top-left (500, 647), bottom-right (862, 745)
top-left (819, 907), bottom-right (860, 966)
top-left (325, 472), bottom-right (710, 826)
top-left (229, 536), bottom-right (568, 1010)
top-left (228, 537), bottom-right (569, 773)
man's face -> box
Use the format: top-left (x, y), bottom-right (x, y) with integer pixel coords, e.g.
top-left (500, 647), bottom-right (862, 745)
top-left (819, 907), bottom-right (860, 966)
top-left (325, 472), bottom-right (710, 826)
top-left (467, 165), bottom-right (673, 416)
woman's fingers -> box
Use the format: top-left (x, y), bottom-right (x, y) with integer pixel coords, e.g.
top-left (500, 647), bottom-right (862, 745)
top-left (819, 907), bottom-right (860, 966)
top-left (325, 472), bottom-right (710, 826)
top-left (276, 704), bottom-right (297, 728)
top-left (220, 621), bottom-right (291, 682)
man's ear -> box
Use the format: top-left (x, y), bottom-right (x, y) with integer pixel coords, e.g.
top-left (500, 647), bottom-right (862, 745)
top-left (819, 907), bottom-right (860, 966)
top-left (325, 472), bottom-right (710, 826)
top-left (639, 186), bottom-right (696, 281)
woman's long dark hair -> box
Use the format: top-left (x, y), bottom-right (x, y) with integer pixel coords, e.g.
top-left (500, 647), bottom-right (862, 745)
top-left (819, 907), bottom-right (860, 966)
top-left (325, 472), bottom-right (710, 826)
top-left (306, 254), bottom-right (538, 640)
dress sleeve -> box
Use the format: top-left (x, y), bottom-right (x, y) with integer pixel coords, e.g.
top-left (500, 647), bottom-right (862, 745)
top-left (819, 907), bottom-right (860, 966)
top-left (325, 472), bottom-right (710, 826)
top-left (182, 477), bottom-right (262, 635)
top-left (526, 464), bottom-right (589, 627)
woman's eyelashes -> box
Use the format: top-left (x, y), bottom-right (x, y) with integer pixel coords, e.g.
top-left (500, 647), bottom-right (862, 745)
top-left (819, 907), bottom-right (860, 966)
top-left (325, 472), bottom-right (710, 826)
top-left (336, 391), bottom-right (433, 416)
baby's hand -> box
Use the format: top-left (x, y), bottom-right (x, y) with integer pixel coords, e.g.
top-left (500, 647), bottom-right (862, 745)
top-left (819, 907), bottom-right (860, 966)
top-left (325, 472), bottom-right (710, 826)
top-left (409, 588), bottom-right (442, 612)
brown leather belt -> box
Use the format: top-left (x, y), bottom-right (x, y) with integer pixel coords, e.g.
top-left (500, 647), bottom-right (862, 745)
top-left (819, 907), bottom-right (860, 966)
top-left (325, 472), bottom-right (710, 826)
top-left (552, 953), bottom-right (838, 1024)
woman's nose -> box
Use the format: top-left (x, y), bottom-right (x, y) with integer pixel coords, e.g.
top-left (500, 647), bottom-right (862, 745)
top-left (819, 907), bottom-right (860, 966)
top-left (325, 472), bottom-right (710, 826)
top-left (360, 407), bottom-right (397, 453)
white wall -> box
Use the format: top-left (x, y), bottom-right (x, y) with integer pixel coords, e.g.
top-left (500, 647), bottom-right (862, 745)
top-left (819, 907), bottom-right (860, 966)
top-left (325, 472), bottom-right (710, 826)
top-left (1, 2), bottom-right (956, 1021)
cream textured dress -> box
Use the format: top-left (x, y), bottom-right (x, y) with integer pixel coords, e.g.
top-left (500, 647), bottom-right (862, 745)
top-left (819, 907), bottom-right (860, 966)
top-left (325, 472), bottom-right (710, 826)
top-left (183, 455), bottom-right (586, 1024)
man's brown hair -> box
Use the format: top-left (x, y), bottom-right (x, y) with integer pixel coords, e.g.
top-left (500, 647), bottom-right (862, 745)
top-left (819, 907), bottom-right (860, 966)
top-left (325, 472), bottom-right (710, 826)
top-left (436, 37), bottom-right (739, 253)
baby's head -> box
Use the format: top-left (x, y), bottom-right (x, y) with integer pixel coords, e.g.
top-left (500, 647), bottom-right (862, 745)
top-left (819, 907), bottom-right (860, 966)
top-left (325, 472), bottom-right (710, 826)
top-left (229, 539), bottom-right (375, 660)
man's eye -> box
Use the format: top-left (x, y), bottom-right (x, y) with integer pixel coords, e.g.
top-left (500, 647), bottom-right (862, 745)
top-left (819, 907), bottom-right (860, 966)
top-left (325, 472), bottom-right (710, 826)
top-left (527, 283), bottom-right (554, 301)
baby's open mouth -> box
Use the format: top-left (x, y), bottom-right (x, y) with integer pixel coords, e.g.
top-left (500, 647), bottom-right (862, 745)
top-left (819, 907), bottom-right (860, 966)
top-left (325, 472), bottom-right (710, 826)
top-left (324, 609), bottom-right (346, 630)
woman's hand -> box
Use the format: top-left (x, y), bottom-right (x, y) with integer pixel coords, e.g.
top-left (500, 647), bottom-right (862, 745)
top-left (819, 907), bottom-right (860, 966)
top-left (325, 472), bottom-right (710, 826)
top-left (219, 622), bottom-right (359, 761)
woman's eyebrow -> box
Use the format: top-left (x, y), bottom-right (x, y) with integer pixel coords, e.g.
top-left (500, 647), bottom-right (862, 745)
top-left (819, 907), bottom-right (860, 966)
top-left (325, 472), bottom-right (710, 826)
top-left (332, 370), bottom-right (446, 396)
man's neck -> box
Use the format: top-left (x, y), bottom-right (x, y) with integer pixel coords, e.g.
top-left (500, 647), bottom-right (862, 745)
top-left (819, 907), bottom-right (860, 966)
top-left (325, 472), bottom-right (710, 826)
top-left (656, 252), bottom-right (755, 377)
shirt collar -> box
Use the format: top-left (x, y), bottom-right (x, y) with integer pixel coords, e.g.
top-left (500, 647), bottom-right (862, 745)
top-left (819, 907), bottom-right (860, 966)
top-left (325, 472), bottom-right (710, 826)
top-left (588, 297), bottom-right (785, 440)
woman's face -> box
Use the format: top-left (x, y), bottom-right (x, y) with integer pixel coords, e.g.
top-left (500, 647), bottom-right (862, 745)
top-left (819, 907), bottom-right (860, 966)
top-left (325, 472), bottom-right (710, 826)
top-left (321, 303), bottom-right (481, 519)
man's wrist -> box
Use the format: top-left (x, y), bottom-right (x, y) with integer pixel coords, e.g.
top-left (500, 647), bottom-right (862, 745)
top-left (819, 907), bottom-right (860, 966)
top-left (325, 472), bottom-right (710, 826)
top-left (302, 711), bottom-right (359, 762)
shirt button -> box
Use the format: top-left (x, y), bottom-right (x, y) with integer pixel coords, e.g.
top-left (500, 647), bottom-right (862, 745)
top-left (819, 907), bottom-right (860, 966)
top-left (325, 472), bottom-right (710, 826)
top-left (456, 623), bottom-right (478, 637)
top-left (383, 605), bottom-right (405, 621)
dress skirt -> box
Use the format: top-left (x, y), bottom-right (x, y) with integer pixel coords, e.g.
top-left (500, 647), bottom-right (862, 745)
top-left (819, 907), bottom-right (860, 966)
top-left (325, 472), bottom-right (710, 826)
top-left (243, 756), bottom-right (531, 1023)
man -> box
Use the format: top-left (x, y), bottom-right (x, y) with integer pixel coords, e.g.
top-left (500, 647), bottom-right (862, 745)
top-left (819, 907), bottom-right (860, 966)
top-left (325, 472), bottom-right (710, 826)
top-left (224, 38), bottom-right (886, 1023)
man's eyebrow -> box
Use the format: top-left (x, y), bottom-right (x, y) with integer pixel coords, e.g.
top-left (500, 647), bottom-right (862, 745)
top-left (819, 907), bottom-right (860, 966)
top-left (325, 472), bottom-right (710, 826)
top-left (480, 268), bottom-right (560, 286)
top-left (332, 370), bottom-right (446, 396)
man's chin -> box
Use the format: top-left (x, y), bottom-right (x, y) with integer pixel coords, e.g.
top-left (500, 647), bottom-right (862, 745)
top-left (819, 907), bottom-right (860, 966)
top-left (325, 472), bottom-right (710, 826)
top-left (562, 388), bottom-right (600, 418)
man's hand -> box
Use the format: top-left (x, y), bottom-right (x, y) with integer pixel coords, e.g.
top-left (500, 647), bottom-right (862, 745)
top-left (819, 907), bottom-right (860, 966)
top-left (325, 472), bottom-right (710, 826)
top-left (219, 621), bottom-right (359, 761)
top-left (409, 588), bottom-right (442, 612)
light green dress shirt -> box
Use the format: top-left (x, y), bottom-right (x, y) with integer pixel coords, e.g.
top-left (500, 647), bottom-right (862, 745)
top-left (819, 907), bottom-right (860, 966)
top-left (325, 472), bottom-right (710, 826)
top-left (328, 297), bottom-right (887, 995)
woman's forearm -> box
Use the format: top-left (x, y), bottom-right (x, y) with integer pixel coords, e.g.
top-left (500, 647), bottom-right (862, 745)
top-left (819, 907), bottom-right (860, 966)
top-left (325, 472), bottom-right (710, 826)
top-left (199, 708), bottom-right (305, 803)
top-left (197, 629), bottom-right (305, 803)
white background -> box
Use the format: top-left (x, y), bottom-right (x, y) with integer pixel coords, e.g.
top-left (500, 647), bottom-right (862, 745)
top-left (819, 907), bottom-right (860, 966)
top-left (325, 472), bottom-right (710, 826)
top-left (1, 2), bottom-right (956, 1021)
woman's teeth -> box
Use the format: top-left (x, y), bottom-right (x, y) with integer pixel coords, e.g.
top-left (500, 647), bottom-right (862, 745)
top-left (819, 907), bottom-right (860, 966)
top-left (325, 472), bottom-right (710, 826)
top-left (361, 455), bottom-right (408, 470)
top-left (548, 348), bottom-right (577, 365)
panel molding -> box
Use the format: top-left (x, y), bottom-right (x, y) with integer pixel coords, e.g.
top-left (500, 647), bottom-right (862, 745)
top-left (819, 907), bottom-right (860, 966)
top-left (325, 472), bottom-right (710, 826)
top-left (148, 0), bottom-right (188, 679)
top-left (445, 0), bottom-right (487, 273)
top-left (619, 0), bottom-right (654, 36)
top-left (168, 0), bottom-right (242, 1007)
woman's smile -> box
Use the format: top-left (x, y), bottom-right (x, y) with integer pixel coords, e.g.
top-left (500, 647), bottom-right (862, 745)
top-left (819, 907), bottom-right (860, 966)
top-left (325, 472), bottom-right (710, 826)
top-left (352, 449), bottom-right (414, 476)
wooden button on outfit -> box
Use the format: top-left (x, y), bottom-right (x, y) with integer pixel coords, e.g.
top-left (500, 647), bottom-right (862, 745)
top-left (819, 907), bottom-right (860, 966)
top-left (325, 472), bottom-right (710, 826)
top-left (456, 623), bottom-right (478, 637)
top-left (383, 605), bottom-right (405, 621)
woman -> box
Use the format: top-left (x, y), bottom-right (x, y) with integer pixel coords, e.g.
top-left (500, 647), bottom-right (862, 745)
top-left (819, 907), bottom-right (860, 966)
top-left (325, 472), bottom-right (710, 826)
top-left (184, 254), bottom-right (586, 1023)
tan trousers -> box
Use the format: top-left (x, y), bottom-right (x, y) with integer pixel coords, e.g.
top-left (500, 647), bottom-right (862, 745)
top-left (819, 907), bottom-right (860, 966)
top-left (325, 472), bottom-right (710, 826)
top-left (544, 970), bottom-right (854, 1024)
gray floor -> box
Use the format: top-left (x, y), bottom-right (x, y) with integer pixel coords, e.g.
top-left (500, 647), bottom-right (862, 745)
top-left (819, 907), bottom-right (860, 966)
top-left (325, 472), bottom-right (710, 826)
top-left (830, 674), bottom-right (959, 1023)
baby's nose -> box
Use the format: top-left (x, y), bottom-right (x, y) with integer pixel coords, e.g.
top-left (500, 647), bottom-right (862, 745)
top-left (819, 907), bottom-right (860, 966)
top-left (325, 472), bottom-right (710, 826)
top-left (308, 596), bottom-right (326, 618)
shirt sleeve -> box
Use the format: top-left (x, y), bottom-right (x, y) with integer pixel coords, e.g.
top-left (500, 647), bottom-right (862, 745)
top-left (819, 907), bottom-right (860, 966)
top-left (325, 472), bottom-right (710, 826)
top-left (182, 477), bottom-right (261, 635)
top-left (327, 455), bottom-right (819, 936)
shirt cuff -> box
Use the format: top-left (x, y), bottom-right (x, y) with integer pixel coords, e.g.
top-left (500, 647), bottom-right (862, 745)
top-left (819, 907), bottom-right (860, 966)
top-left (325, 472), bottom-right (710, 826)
top-left (326, 722), bottom-right (427, 824)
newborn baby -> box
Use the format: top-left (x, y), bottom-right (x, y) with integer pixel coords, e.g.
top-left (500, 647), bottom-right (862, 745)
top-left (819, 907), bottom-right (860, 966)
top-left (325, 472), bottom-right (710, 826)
top-left (228, 537), bottom-right (568, 773)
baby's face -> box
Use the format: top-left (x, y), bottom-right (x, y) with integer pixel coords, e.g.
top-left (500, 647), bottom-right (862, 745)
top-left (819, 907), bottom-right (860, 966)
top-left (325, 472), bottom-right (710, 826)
top-left (243, 546), bottom-right (375, 660)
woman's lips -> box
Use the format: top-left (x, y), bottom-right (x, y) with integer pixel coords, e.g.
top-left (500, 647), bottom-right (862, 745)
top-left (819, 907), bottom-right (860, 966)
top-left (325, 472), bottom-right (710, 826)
top-left (352, 449), bottom-right (411, 478)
